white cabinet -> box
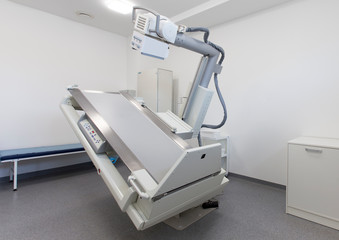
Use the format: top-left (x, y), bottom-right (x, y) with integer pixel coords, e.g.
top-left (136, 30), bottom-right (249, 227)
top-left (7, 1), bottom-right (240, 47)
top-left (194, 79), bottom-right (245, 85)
top-left (287, 137), bottom-right (339, 230)
top-left (137, 68), bottom-right (173, 112)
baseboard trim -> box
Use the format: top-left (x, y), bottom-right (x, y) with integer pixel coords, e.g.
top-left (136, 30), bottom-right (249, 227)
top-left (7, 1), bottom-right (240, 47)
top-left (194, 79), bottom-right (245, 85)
top-left (1, 163), bottom-right (286, 190)
top-left (228, 172), bottom-right (286, 190)
top-left (0, 162), bottom-right (95, 183)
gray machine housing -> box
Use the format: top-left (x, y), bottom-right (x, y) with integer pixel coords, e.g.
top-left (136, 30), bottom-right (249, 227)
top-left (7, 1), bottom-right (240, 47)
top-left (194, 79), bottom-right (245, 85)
top-left (60, 88), bottom-right (228, 230)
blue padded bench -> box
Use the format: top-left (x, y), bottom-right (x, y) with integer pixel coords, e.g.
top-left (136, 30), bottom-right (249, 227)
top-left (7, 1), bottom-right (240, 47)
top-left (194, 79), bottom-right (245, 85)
top-left (0, 143), bottom-right (84, 190)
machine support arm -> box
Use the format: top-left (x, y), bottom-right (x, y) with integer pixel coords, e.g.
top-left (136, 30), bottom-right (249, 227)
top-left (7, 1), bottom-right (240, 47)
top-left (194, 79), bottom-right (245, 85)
top-left (173, 33), bottom-right (221, 123)
top-left (173, 32), bottom-right (221, 88)
top-left (131, 7), bottom-right (227, 135)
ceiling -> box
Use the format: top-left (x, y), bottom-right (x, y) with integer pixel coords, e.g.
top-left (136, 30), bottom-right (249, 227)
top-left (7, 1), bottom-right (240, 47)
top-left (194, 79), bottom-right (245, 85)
top-left (10, 0), bottom-right (294, 37)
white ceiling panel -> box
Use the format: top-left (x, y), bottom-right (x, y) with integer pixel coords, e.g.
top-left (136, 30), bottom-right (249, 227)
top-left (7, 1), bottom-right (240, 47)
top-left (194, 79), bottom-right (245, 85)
top-left (9, 0), bottom-right (294, 36)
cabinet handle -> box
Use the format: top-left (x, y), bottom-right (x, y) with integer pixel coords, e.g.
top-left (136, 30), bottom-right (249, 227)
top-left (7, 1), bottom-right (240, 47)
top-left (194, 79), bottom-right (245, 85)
top-left (305, 148), bottom-right (323, 153)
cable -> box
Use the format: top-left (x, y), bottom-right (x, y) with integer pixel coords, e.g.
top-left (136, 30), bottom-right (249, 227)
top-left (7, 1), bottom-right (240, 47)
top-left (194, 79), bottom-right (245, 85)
top-left (208, 41), bottom-right (225, 64)
top-left (201, 73), bottom-right (227, 129)
top-left (186, 27), bottom-right (210, 43)
top-left (197, 73), bottom-right (227, 147)
top-left (186, 26), bottom-right (228, 143)
top-left (185, 27), bottom-right (225, 66)
top-left (202, 40), bottom-right (227, 129)
top-left (200, 41), bottom-right (227, 143)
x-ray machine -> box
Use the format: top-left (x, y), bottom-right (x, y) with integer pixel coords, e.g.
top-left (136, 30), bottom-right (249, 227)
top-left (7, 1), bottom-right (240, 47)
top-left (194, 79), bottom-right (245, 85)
top-left (61, 7), bottom-right (229, 230)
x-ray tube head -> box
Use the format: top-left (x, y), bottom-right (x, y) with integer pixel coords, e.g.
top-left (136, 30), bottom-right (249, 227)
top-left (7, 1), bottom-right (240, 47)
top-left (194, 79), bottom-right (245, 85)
top-left (133, 11), bottom-right (178, 43)
top-left (131, 8), bottom-right (178, 60)
top-left (131, 31), bottom-right (169, 60)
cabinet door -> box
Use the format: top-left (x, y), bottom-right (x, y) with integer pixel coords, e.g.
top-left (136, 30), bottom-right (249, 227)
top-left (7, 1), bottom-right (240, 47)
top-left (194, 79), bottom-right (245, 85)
top-left (157, 69), bottom-right (173, 112)
top-left (137, 69), bottom-right (173, 112)
top-left (137, 70), bottom-right (157, 112)
top-left (287, 144), bottom-right (339, 220)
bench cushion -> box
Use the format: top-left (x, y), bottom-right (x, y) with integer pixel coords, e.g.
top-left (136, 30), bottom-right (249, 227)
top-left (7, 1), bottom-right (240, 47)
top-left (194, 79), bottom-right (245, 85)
top-left (0, 143), bottom-right (84, 161)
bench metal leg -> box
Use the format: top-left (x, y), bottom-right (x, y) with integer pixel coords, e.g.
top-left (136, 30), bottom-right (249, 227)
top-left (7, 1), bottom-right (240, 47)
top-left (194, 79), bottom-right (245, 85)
top-left (9, 167), bottom-right (13, 182)
top-left (13, 160), bottom-right (18, 191)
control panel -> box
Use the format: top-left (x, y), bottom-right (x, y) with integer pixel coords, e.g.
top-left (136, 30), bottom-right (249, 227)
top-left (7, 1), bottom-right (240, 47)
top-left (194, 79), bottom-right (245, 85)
top-left (78, 116), bottom-right (107, 153)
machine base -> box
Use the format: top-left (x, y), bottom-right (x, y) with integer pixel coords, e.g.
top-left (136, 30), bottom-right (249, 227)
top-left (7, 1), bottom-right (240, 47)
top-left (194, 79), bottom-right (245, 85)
top-left (163, 206), bottom-right (216, 230)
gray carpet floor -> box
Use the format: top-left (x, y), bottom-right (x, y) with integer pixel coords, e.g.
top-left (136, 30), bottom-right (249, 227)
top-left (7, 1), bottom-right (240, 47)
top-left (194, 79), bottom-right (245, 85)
top-left (0, 163), bottom-right (338, 240)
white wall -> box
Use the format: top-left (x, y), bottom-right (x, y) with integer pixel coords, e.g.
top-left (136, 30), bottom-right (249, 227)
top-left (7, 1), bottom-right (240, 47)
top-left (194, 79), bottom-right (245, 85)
top-left (0, 1), bottom-right (128, 177)
top-left (127, 0), bottom-right (339, 185)
top-left (3, 0), bottom-right (339, 185)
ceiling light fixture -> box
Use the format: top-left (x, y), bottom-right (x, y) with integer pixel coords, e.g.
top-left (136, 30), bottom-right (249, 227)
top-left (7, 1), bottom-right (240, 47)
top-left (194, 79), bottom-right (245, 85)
top-left (75, 11), bottom-right (94, 19)
top-left (106, 0), bottom-right (134, 15)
